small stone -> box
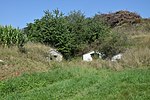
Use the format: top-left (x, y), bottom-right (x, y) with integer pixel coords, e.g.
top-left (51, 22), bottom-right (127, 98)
top-left (0, 60), bottom-right (4, 63)
top-left (49, 49), bottom-right (63, 62)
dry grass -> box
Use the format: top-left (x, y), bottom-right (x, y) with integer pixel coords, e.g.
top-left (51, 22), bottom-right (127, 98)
top-left (0, 43), bottom-right (51, 80)
top-left (112, 19), bottom-right (150, 36)
top-left (107, 19), bottom-right (150, 69)
top-left (121, 47), bottom-right (150, 67)
top-left (131, 34), bottom-right (150, 48)
top-left (96, 47), bottom-right (150, 70)
top-left (0, 29), bottom-right (150, 79)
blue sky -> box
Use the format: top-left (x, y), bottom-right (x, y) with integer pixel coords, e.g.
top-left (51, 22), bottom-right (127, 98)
top-left (0, 0), bottom-right (149, 28)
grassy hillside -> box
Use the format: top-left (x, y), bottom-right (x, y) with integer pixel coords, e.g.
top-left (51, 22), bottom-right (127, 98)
top-left (0, 12), bottom-right (150, 99)
top-left (0, 40), bottom-right (149, 99)
top-left (0, 66), bottom-right (150, 100)
top-left (1, 42), bottom-right (149, 80)
top-left (0, 43), bottom-right (52, 80)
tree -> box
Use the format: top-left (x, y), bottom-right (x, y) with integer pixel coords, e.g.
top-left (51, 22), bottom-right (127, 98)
top-left (25, 9), bottom-right (76, 59)
top-left (25, 9), bottom-right (122, 60)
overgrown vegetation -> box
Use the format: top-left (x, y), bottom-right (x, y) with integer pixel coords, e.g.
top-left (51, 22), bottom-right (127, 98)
top-left (0, 9), bottom-right (150, 99)
top-left (96, 10), bottom-right (141, 27)
top-left (0, 9), bottom-right (149, 69)
top-left (0, 25), bottom-right (26, 48)
top-left (0, 43), bottom-right (51, 80)
top-left (24, 9), bottom-right (125, 59)
top-left (0, 10), bottom-right (136, 59)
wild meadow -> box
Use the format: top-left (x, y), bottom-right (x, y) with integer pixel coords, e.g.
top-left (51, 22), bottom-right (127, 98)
top-left (0, 10), bottom-right (150, 99)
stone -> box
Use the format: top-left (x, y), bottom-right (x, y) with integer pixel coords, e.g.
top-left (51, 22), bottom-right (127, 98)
top-left (111, 53), bottom-right (122, 62)
top-left (0, 59), bottom-right (4, 63)
top-left (49, 49), bottom-right (63, 62)
top-left (83, 51), bottom-right (102, 61)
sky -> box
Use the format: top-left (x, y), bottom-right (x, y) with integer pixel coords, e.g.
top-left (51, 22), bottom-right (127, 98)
top-left (0, 0), bottom-right (150, 28)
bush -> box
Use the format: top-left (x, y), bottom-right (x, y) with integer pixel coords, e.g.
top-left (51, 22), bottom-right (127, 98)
top-left (25, 10), bottom-right (111, 59)
top-left (25, 9), bottom-right (131, 60)
top-left (25, 10), bottom-right (74, 59)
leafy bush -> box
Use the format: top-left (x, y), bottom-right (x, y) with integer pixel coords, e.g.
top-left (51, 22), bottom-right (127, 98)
top-left (25, 10), bottom-right (111, 59)
top-left (0, 25), bottom-right (26, 48)
top-left (25, 10), bottom-right (76, 59)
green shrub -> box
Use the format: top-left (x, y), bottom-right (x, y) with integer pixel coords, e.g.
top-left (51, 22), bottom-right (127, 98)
top-left (25, 9), bottom-right (76, 59)
top-left (24, 9), bottom-right (111, 59)
top-left (24, 9), bottom-right (131, 60)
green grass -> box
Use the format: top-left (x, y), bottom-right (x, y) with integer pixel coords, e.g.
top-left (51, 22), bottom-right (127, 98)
top-left (0, 66), bottom-right (150, 100)
top-left (0, 20), bottom-right (150, 99)
top-left (0, 31), bottom-right (149, 99)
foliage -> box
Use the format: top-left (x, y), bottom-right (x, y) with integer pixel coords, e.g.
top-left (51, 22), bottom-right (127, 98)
top-left (25, 10), bottom-right (111, 59)
top-left (99, 32), bottom-right (128, 59)
top-left (0, 25), bottom-right (26, 48)
top-left (25, 10), bottom-right (75, 59)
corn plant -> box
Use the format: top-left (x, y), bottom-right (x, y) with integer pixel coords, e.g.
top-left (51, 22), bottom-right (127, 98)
top-left (0, 25), bottom-right (26, 47)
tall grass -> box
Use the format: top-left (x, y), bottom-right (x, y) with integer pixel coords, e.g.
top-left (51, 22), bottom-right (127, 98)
top-left (0, 43), bottom-right (51, 80)
top-left (0, 42), bottom-right (150, 80)
top-left (0, 25), bottom-right (26, 47)
top-left (121, 47), bottom-right (150, 67)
